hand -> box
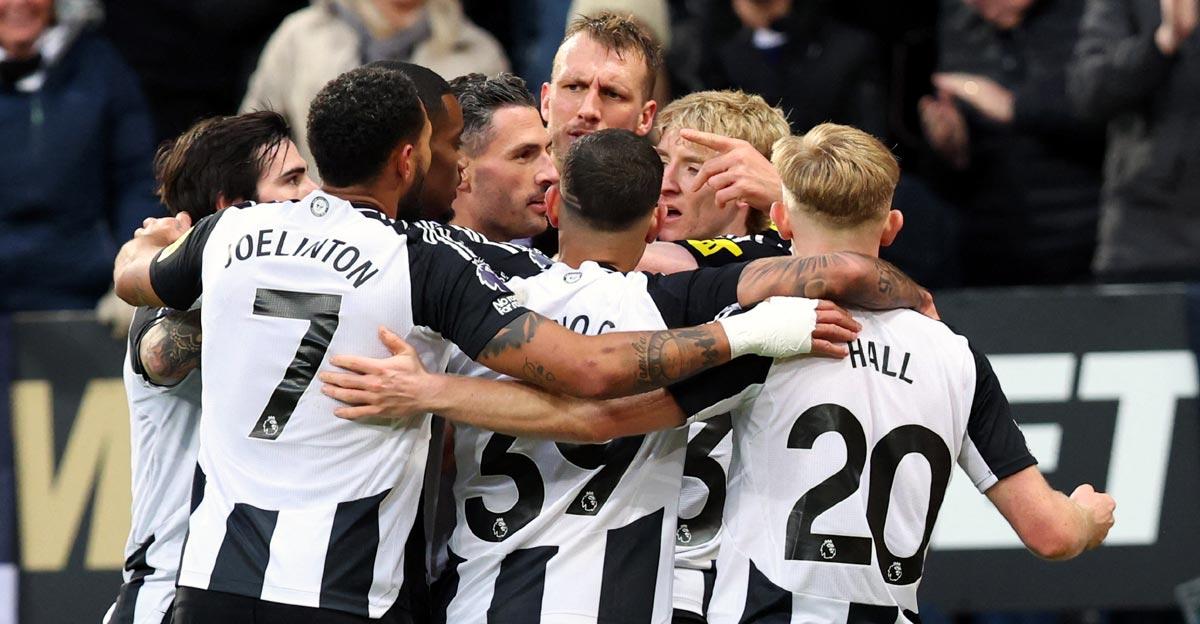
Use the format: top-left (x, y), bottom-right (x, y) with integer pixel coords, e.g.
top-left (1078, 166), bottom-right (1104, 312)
top-left (932, 73), bottom-right (1014, 125)
top-left (918, 289), bottom-right (940, 320)
top-left (319, 326), bottom-right (436, 420)
top-left (919, 91), bottom-right (971, 169)
top-left (1157, 0), bottom-right (1198, 55)
top-left (135, 212), bottom-right (192, 248)
top-left (1070, 484), bottom-right (1116, 550)
top-left (680, 129), bottom-right (783, 212)
top-left (810, 300), bottom-right (861, 358)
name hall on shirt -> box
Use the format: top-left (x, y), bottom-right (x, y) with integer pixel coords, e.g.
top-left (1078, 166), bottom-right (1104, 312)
top-left (223, 228), bottom-right (381, 287)
top-left (848, 338), bottom-right (914, 384)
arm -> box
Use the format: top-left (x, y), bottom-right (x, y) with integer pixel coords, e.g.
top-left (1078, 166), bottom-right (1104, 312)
top-left (113, 213), bottom-right (193, 308)
top-left (736, 252), bottom-right (936, 316)
top-left (637, 241), bottom-right (701, 274)
top-left (1068, 0), bottom-right (1177, 120)
top-left (985, 466), bottom-right (1115, 560)
top-left (321, 328), bottom-right (684, 442)
top-left (137, 309), bottom-right (203, 386)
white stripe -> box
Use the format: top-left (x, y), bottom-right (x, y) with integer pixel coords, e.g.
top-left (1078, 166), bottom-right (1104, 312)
top-left (176, 479), bottom-right (227, 591)
top-left (261, 507), bottom-right (336, 607)
top-left (0, 564), bottom-right (15, 624)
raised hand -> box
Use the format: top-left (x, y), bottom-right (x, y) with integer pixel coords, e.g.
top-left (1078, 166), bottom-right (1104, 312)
top-left (932, 73), bottom-right (1014, 124)
top-left (680, 128), bottom-right (783, 212)
top-left (919, 90), bottom-right (971, 169)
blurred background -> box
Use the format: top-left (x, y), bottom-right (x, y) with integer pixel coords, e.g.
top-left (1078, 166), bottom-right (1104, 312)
top-left (0, 0), bottom-right (1197, 622)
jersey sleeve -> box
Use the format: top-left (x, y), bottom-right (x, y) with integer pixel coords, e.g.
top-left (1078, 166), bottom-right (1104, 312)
top-left (957, 347), bottom-right (1038, 492)
top-left (666, 353), bottom-right (772, 424)
top-left (676, 231), bottom-right (789, 268)
top-left (643, 263), bottom-right (746, 327)
top-left (445, 225), bottom-right (551, 280)
top-left (148, 210), bottom-right (227, 310)
top-left (406, 225), bottom-right (531, 360)
top-left (127, 306), bottom-right (167, 385)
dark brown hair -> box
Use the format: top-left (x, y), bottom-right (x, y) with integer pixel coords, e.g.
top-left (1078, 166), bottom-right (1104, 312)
top-left (560, 11), bottom-right (663, 99)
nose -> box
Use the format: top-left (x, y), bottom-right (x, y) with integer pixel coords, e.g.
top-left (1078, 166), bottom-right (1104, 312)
top-left (535, 150), bottom-right (559, 187)
top-left (577, 84), bottom-right (602, 123)
top-left (659, 162), bottom-right (680, 195)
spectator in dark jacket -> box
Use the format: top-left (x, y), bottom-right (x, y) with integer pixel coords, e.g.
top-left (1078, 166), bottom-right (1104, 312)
top-left (921, 0), bottom-right (1105, 286)
top-left (0, 0), bottom-right (160, 312)
top-left (704, 0), bottom-right (887, 136)
top-left (1068, 0), bottom-right (1199, 282)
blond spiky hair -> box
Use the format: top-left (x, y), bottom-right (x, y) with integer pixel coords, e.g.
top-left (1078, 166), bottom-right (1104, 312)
top-left (654, 90), bottom-right (791, 159)
top-left (772, 123), bottom-right (900, 228)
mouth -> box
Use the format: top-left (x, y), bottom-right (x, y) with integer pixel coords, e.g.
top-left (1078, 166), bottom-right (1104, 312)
top-left (527, 198), bottom-right (548, 215)
top-left (566, 128), bottom-right (595, 142)
top-left (661, 205), bottom-right (683, 221)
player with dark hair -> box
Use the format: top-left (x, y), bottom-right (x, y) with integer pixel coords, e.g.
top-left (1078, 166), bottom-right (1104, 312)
top-left (112, 66), bottom-right (831, 623)
top-left (105, 110), bottom-right (316, 624)
top-left (320, 128), bottom-right (931, 623)
top-left (368, 61), bottom-right (463, 222)
top-left (447, 72), bottom-right (556, 242)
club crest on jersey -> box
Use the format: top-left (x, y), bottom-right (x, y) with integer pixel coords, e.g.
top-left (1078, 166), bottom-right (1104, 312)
top-left (492, 518), bottom-right (509, 539)
top-left (263, 416), bottom-right (280, 438)
top-left (310, 196), bottom-right (330, 217)
top-left (564, 271), bottom-right (582, 284)
top-left (579, 490), bottom-right (599, 513)
top-left (887, 561), bottom-right (903, 582)
top-left (676, 524), bottom-right (693, 545)
top-left (820, 539), bottom-right (837, 560)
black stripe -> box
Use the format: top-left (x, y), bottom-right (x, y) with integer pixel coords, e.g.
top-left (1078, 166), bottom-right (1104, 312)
top-left (110, 535), bottom-right (157, 623)
top-left (598, 507), bottom-right (664, 624)
top-left (739, 559), bottom-right (791, 624)
top-left (487, 545), bottom-right (558, 623)
top-left (208, 503), bottom-right (279, 598)
top-left (190, 464), bottom-right (206, 513)
top-left (431, 548), bottom-right (466, 624)
top-left (846, 602), bottom-right (899, 623)
top-left (320, 489), bottom-right (391, 616)
top-left (902, 609), bottom-right (921, 623)
top-left (700, 564), bottom-right (717, 615)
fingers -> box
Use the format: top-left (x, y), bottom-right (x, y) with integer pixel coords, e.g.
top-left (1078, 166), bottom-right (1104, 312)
top-left (333, 404), bottom-right (384, 421)
top-left (320, 383), bottom-right (374, 407)
top-left (318, 370), bottom-right (377, 391)
top-left (809, 338), bottom-right (850, 359)
top-left (689, 153), bottom-right (735, 193)
top-left (812, 322), bottom-right (858, 346)
top-left (378, 326), bottom-right (416, 356)
top-left (815, 301), bottom-right (861, 331)
top-left (678, 128), bottom-right (739, 152)
top-left (328, 354), bottom-right (384, 375)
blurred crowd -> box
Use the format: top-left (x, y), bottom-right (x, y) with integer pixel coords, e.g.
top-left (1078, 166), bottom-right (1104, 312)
top-left (0, 0), bottom-right (1197, 316)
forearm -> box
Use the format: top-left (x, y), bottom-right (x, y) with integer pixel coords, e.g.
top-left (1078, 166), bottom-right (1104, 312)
top-left (114, 237), bottom-right (167, 307)
top-left (138, 309), bottom-right (202, 386)
top-left (738, 253), bottom-right (927, 311)
top-left (477, 313), bottom-right (731, 400)
top-left (422, 375), bottom-right (683, 442)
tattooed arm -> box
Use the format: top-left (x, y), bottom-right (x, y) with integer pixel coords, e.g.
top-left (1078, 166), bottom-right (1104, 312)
top-left (472, 312), bottom-right (730, 400)
top-left (138, 309), bottom-right (202, 386)
top-left (736, 252), bottom-right (936, 315)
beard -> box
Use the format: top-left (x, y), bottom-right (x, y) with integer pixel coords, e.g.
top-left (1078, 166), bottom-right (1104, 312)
top-left (396, 168), bottom-right (426, 222)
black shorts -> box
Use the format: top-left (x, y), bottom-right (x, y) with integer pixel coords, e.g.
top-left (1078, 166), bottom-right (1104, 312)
top-left (172, 587), bottom-right (421, 624)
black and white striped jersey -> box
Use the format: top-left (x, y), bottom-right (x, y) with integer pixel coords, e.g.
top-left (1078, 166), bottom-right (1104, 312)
top-left (106, 306), bottom-right (202, 624)
top-left (671, 227), bottom-right (789, 617)
top-left (434, 257), bottom-right (748, 624)
top-left (146, 191), bottom-right (529, 619)
top-left (667, 309), bottom-right (1036, 623)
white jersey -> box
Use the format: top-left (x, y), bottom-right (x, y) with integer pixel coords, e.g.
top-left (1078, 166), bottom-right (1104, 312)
top-left (669, 309), bottom-right (1036, 623)
top-left (430, 247), bottom-right (749, 624)
top-left (106, 307), bottom-right (202, 624)
top-left (146, 191), bottom-right (528, 619)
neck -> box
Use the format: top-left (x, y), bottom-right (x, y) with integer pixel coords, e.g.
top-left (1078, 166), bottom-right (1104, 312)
top-left (449, 207), bottom-right (507, 243)
top-left (787, 213), bottom-right (881, 259)
top-left (321, 183), bottom-right (400, 218)
top-left (557, 225), bottom-right (646, 272)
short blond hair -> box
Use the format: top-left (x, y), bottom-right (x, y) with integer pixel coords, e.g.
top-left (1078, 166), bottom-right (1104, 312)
top-left (654, 90), bottom-right (790, 159)
top-left (772, 123), bottom-right (900, 228)
top-left (655, 90), bottom-right (791, 232)
top-left (558, 11), bottom-right (663, 99)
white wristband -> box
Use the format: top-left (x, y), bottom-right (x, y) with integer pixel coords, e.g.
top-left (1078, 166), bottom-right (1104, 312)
top-left (718, 296), bottom-right (818, 359)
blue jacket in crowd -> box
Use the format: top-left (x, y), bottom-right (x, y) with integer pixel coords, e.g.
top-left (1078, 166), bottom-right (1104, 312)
top-left (0, 30), bottom-right (160, 312)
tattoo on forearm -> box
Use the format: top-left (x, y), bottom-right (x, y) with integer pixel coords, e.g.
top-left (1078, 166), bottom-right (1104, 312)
top-left (631, 327), bottom-right (721, 392)
top-left (740, 253), bottom-right (851, 299)
top-left (522, 358), bottom-right (557, 386)
top-left (740, 252), bottom-right (924, 310)
top-left (143, 311), bottom-right (202, 381)
top-left (870, 258), bottom-right (923, 309)
top-left (479, 312), bottom-right (546, 359)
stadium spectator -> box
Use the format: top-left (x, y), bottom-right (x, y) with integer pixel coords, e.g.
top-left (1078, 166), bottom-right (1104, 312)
top-left (240, 0), bottom-right (508, 182)
top-left (0, 0), bottom-right (160, 313)
top-left (703, 0), bottom-right (887, 137)
top-left (920, 0), bottom-right (1105, 286)
top-left (450, 72), bottom-right (557, 242)
top-left (101, 0), bottom-right (305, 146)
top-left (1068, 0), bottom-right (1200, 282)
